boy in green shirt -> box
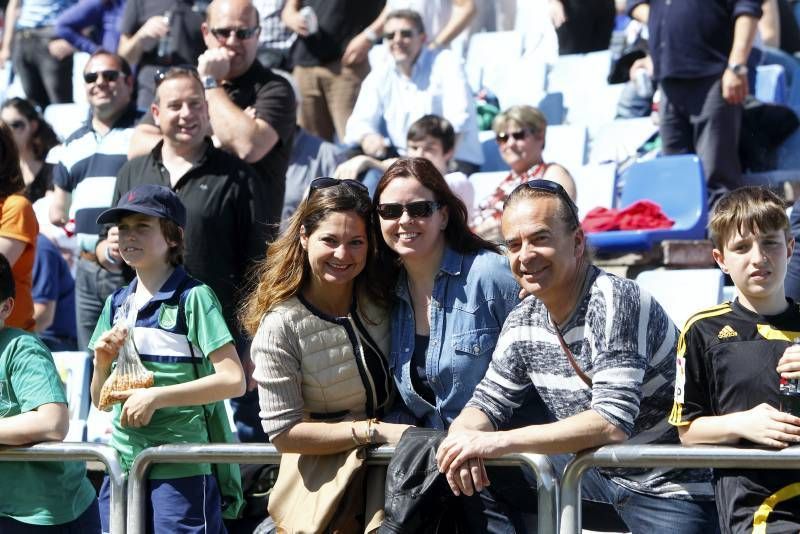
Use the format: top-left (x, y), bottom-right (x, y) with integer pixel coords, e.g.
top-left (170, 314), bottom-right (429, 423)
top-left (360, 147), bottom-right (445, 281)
top-left (0, 254), bottom-right (100, 533)
top-left (89, 185), bottom-right (246, 534)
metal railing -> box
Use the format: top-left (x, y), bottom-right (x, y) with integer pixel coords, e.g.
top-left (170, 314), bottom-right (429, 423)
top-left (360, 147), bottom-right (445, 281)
top-left (559, 444), bottom-right (800, 534)
top-left (0, 442), bottom-right (126, 534)
top-left (127, 443), bottom-right (558, 534)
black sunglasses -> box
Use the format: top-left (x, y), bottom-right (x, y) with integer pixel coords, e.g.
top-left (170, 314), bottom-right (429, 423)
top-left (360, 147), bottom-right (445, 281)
top-left (305, 177), bottom-right (369, 207)
top-left (495, 129), bottom-right (530, 145)
top-left (511, 179), bottom-right (580, 228)
top-left (377, 201), bottom-right (440, 220)
top-left (83, 70), bottom-right (124, 84)
top-left (383, 29), bottom-right (416, 41)
top-left (210, 26), bottom-right (260, 40)
top-left (7, 120), bottom-right (26, 131)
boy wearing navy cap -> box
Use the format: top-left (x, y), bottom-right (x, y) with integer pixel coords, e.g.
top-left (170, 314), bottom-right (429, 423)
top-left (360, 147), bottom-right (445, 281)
top-left (89, 184), bottom-right (245, 534)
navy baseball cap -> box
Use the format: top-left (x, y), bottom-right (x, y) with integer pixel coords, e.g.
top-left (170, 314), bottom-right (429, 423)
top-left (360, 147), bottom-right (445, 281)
top-left (96, 185), bottom-right (187, 227)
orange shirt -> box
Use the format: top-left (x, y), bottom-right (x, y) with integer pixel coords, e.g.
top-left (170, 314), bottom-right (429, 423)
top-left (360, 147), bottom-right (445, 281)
top-left (0, 194), bottom-right (38, 330)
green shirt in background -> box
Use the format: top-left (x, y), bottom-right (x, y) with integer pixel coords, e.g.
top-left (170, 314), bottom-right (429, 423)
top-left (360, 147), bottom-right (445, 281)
top-left (0, 328), bottom-right (96, 525)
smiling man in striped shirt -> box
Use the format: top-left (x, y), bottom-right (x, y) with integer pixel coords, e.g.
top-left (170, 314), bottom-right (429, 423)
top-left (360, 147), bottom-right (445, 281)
top-left (436, 180), bottom-right (719, 533)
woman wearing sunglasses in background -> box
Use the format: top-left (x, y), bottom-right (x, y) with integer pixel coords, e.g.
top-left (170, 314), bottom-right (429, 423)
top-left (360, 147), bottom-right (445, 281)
top-left (471, 104), bottom-right (576, 242)
top-left (0, 98), bottom-right (59, 204)
top-left (241, 177), bottom-right (410, 531)
top-left (374, 157), bottom-right (533, 532)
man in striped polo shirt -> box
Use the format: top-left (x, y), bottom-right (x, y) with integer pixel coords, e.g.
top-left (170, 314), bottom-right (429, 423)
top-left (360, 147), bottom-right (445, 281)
top-left (49, 50), bottom-right (138, 352)
top-left (436, 181), bottom-right (719, 533)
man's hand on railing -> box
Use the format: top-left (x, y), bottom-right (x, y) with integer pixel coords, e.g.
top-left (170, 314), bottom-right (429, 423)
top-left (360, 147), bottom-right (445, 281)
top-left (436, 430), bottom-right (502, 496)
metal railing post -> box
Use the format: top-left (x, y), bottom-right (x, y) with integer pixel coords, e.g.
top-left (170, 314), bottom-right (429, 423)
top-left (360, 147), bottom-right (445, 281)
top-left (127, 443), bottom-right (558, 534)
top-left (0, 442), bottom-right (126, 534)
top-left (559, 444), bottom-right (800, 534)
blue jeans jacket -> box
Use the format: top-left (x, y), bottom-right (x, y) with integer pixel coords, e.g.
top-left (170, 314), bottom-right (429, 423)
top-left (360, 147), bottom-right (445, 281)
top-left (389, 247), bottom-right (520, 429)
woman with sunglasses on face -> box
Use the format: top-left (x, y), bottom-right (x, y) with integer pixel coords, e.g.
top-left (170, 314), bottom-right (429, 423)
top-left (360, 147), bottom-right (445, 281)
top-left (0, 98), bottom-right (59, 204)
top-left (374, 157), bottom-right (531, 532)
top-left (471, 105), bottom-right (576, 242)
top-left (241, 177), bottom-right (410, 531)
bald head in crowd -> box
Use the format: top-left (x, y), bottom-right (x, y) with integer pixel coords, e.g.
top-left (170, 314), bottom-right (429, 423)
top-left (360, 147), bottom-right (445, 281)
top-left (201, 0), bottom-right (261, 80)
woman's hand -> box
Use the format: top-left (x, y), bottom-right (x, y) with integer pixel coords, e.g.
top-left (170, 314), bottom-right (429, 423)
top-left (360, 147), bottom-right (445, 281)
top-left (376, 422), bottom-right (413, 445)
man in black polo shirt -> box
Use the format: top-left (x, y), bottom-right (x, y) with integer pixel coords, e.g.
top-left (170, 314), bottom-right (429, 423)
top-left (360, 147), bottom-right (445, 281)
top-left (130, 0), bottom-right (296, 236)
top-left (628, 0), bottom-right (761, 206)
top-left (99, 67), bottom-right (269, 439)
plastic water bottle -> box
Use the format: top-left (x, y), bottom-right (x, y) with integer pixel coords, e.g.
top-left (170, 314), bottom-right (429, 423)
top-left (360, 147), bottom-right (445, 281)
top-left (157, 11), bottom-right (172, 62)
top-left (299, 6), bottom-right (318, 35)
top-left (780, 377), bottom-right (800, 416)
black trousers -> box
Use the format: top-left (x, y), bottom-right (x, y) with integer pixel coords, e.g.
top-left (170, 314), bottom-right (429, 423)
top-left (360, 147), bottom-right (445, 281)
top-left (659, 75), bottom-right (743, 205)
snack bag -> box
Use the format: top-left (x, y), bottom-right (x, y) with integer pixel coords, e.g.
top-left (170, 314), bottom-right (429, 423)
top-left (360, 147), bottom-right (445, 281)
top-left (98, 294), bottom-right (155, 411)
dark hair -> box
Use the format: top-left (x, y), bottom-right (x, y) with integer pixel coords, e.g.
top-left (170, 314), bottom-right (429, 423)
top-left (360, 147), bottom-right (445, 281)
top-left (240, 181), bottom-right (389, 335)
top-left (86, 49), bottom-right (132, 78)
top-left (372, 158), bottom-right (500, 299)
top-left (0, 123), bottom-right (25, 198)
top-left (505, 181), bottom-right (580, 233)
top-left (1, 97), bottom-right (59, 161)
top-left (385, 8), bottom-right (426, 34)
top-left (153, 67), bottom-right (202, 105)
top-left (159, 218), bottom-right (185, 266)
top-left (0, 253), bottom-right (14, 300)
top-left (407, 115), bottom-right (455, 154)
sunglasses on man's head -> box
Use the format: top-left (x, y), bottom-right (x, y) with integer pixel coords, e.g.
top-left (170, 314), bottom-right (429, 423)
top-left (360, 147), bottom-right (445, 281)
top-left (210, 26), bottom-right (260, 40)
top-left (383, 29), bottom-right (416, 41)
top-left (377, 201), bottom-right (440, 220)
top-left (83, 70), bottom-right (124, 84)
top-left (511, 179), bottom-right (580, 227)
top-left (495, 129), bottom-right (530, 145)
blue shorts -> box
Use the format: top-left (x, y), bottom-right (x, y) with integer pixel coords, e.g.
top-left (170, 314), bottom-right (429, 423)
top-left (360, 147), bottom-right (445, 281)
top-left (0, 498), bottom-right (100, 533)
top-left (99, 474), bottom-right (226, 534)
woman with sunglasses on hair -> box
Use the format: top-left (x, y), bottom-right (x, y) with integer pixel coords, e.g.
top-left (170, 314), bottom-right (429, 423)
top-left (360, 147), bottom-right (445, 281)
top-left (241, 177), bottom-right (410, 531)
top-left (471, 104), bottom-right (576, 242)
top-left (374, 157), bottom-right (533, 532)
top-left (0, 98), bottom-right (59, 204)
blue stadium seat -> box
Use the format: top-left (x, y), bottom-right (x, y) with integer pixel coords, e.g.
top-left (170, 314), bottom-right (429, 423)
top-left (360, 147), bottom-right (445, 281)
top-left (755, 64), bottom-right (788, 105)
top-left (52, 351), bottom-right (92, 441)
top-left (44, 102), bottom-right (90, 141)
top-left (479, 130), bottom-right (509, 172)
top-left (465, 31), bottom-right (526, 94)
top-left (636, 269), bottom-right (725, 329)
top-left (586, 155), bottom-right (707, 253)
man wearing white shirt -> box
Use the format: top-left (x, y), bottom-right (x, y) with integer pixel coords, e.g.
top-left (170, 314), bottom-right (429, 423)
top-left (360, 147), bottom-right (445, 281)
top-left (342, 8), bottom-right (483, 182)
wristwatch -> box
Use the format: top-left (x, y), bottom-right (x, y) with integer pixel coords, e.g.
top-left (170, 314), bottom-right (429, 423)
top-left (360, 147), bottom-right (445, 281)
top-left (202, 75), bottom-right (219, 90)
top-left (727, 63), bottom-right (748, 77)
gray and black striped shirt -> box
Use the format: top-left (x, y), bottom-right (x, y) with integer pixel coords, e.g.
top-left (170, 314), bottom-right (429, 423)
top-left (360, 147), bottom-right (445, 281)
top-left (466, 265), bottom-right (714, 499)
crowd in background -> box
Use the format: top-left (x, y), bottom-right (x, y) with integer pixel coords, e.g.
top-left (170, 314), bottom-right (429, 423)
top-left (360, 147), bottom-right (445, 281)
top-left (1, 0), bottom-right (800, 533)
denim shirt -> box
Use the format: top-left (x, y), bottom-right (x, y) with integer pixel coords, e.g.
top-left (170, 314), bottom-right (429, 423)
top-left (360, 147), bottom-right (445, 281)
top-left (389, 246), bottom-right (520, 429)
